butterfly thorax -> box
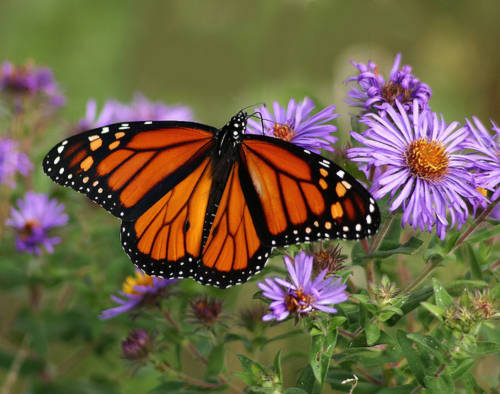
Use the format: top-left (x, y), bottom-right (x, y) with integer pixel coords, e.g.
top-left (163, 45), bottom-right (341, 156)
top-left (215, 111), bottom-right (248, 157)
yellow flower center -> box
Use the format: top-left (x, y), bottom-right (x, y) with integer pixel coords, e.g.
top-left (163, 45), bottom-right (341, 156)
top-left (122, 271), bottom-right (154, 295)
top-left (273, 124), bottom-right (295, 141)
top-left (405, 138), bottom-right (449, 180)
top-left (476, 187), bottom-right (488, 197)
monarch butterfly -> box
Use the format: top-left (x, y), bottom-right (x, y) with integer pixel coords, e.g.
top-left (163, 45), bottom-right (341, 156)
top-left (43, 110), bottom-right (380, 288)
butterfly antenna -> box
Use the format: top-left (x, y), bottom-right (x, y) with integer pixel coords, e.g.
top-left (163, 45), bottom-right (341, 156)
top-left (239, 102), bottom-right (266, 113)
top-left (248, 111), bottom-right (275, 136)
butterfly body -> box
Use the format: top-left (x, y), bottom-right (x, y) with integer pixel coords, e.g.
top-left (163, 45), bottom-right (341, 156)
top-left (44, 110), bottom-right (380, 288)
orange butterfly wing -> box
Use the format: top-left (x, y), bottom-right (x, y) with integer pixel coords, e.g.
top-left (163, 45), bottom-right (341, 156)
top-left (43, 121), bottom-right (215, 219)
top-left (239, 135), bottom-right (380, 245)
top-left (199, 162), bottom-right (270, 287)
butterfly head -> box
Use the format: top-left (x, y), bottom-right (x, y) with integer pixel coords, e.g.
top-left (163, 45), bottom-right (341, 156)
top-left (226, 111), bottom-right (248, 141)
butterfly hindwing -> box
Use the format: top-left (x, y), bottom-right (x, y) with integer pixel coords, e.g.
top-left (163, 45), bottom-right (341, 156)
top-left (239, 135), bottom-right (381, 245)
top-left (43, 121), bottom-right (216, 220)
top-left (199, 162), bottom-right (271, 287)
top-left (120, 156), bottom-right (215, 279)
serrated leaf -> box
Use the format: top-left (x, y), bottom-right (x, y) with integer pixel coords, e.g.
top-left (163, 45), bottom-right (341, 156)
top-left (397, 330), bottom-right (426, 386)
top-left (205, 344), bottom-right (225, 378)
top-left (432, 279), bottom-right (454, 308)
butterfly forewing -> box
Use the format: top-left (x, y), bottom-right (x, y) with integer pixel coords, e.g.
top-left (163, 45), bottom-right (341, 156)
top-left (239, 135), bottom-right (381, 246)
top-left (43, 121), bottom-right (216, 220)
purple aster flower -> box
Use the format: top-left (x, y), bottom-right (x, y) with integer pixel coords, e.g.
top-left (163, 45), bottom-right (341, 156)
top-left (347, 100), bottom-right (486, 239)
top-left (76, 93), bottom-right (194, 132)
top-left (122, 328), bottom-right (153, 361)
top-left (0, 61), bottom-right (65, 107)
top-left (6, 191), bottom-right (68, 255)
top-left (462, 117), bottom-right (500, 202)
top-left (245, 98), bottom-right (338, 153)
top-left (0, 138), bottom-right (33, 188)
top-left (346, 53), bottom-right (431, 115)
top-left (257, 251), bottom-right (348, 322)
top-left (99, 270), bottom-right (177, 320)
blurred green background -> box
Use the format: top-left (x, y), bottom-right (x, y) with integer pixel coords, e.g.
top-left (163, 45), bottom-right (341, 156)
top-left (1, 0), bottom-right (498, 130)
top-left (1, 0), bottom-right (499, 392)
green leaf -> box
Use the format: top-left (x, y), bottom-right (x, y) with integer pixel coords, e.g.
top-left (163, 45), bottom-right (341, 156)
top-left (467, 341), bottom-right (500, 357)
top-left (450, 358), bottom-right (475, 379)
top-left (296, 365), bottom-right (321, 394)
top-left (396, 330), bottom-right (426, 386)
top-left (284, 389), bottom-right (308, 394)
top-left (273, 350), bottom-right (282, 382)
top-left (460, 372), bottom-right (485, 394)
top-left (421, 302), bottom-right (446, 320)
top-left (376, 384), bottom-right (419, 393)
top-left (424, 372), bottom-right (455, 393)
top-left (406, 334), bottom-right (446, 362)
top-left (465, 224), bottom-right (500, 243)
top-left (465, 244), bottom-right (483, 280)
top-left (432, 279), bottom-right (453, 308)
top-left (365, 321), bottom-right (380, 345)
top-left (352, 236), bottom-right (423, 262)
top-left (205, 344), bottom-right (225, 378)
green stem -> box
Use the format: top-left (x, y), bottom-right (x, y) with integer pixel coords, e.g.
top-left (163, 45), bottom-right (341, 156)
top-left (369, 212), bottom-right (395, 254)
top-left (450, 197), bottom-right (500, 254)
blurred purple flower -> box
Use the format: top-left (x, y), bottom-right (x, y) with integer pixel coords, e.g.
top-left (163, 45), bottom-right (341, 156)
top-left (258, 251), bottom-right (348, 322)
top-left (0, 138), bottom-right (33, 188)
top-left (77, 93), bottom-right (194, 131)
top-left (347, 100), bottom-right (485, 239)
top-left (6, 191), bottom-right (68, 255)
top-left (0, 61), bottom-right (65, 107)
top-left (346, 53), bottom-right (431, 115)
top-left (462, 117), bottom-right (500, 202)
top-left (122, 328), bottom-right (153, 361)
top-left (246, 98), bottom-right (338, 153)
top-left (99, 270), bottom-right (176, 320)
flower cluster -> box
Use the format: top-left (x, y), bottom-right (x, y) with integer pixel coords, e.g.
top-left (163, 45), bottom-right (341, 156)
top-left (77, 93), bottom-right (194, 131)
top-left (0, 138), bottom-right (32, 188)
top-left (258, 251), bottom-right (348, 321)
top-left (346, 53), bottom-right (431, 115)
top-left (99, 270), bottom-right (176, 320)
top-left (0, 61), bottom-right (65, 108)
top-left (6, 191), bottom-right (68, 255)
top-left (246, 98), bottom-right (338, 153)
top-left (462, 117), bottom-right (500, 219)
top-left (347, 101), bottom-right (485, 239)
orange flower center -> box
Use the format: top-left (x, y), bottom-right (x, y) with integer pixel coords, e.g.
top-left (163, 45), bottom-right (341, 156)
top-left (20, 220), bottom-right (40, 240)
top-left (405, 138), bottom-right (449, 180)
top-left (381, 81), bottom-right (413, 105)
top-left (285, 288), bottom-right (313, 313)
top-left (122, 271), bottom-right (154, 295)
top-left (273, 124), bottom-right (294, 141)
